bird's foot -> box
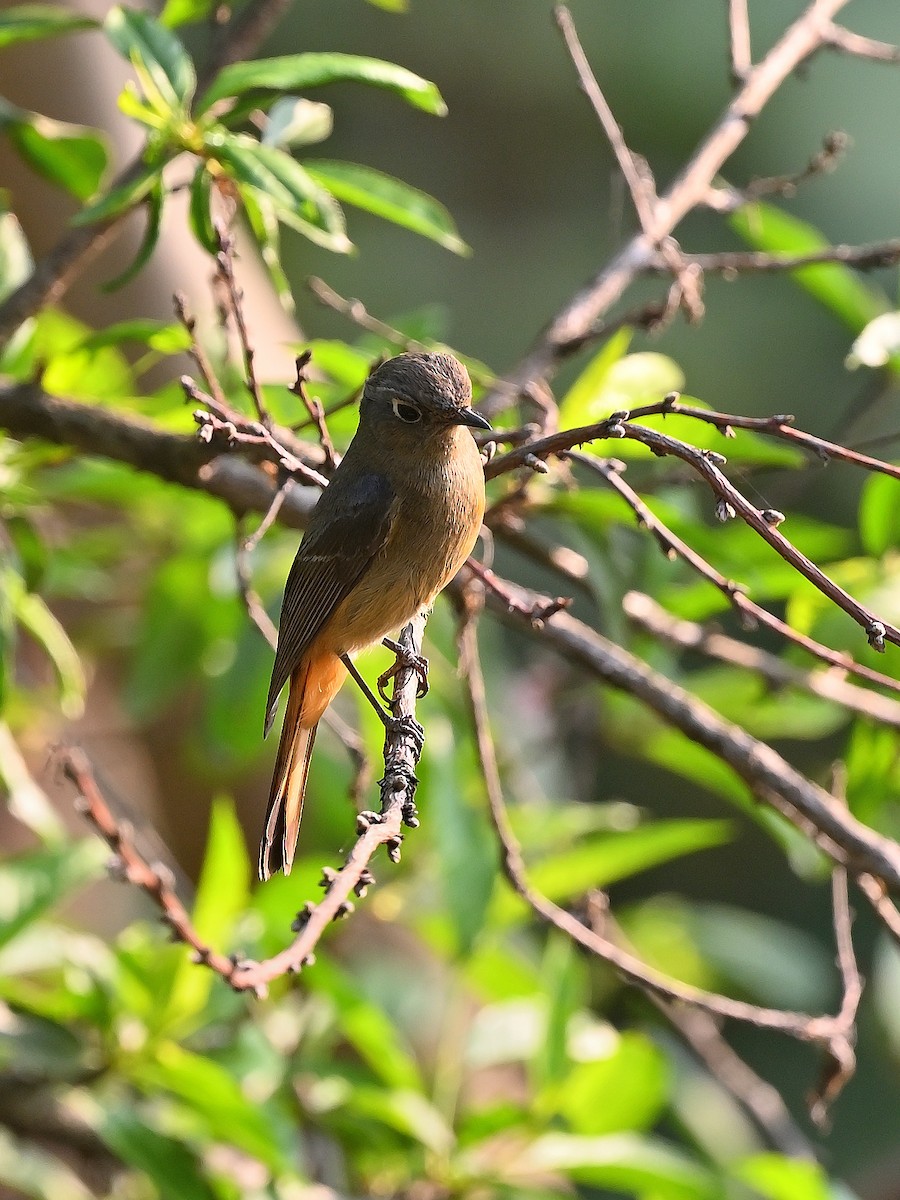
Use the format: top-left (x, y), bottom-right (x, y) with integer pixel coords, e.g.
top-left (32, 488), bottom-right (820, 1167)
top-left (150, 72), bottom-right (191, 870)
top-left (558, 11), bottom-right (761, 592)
top-left (378, 638), bottom-right (429, 703)
top-left (385, 713), bottom-right (425, 753)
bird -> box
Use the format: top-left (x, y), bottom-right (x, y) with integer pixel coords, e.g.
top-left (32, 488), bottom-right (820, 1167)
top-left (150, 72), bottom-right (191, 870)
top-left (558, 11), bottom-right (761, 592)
top-left (259, 351), bottom-right (491, 880)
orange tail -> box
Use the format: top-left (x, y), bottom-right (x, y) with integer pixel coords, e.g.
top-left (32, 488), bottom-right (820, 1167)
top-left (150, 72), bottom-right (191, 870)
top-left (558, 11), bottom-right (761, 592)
top-left (259, 651), bottom-right (348, 880)
top-left (259, 666), bottom-right (317, 880)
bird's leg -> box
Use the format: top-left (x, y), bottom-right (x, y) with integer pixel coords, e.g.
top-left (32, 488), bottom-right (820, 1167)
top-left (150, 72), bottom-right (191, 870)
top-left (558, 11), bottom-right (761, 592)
top-left (378, 636), bottom-right (429, 703)
top-left (340, 654), bottom-right (425, 752)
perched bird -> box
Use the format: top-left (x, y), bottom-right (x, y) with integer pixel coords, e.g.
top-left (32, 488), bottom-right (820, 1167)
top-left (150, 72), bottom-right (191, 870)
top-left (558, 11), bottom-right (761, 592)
top-left (259, 351), bottom-right (490, 880)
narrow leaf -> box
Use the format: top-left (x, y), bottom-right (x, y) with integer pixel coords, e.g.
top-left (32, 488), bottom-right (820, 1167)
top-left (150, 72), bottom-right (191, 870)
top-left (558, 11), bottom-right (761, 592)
top-left (0, 5), bottom-right (95, 49)
top-left (198, 52), bottom-right (447, 116)
top-left (160, 0), bottom-right (215, 27)
top-left (6, 116), bottom-right (107, 202)
top-left (188, 163), bottom-right (218, 253)
top-left (730, 202), bottom-right (887, 333)
top-left (71, 158), bottom-right (163, 226)
top-left (104, 5), bottom-right (196, 109)
top-left (102, 177), bottom-right (163, 290)
top-left (307, 159), bottom-right (468, 253)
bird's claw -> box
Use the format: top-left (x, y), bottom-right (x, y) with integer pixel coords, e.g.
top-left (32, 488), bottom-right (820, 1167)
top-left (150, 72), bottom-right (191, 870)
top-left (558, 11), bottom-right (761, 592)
top-left (378, 638), bottom-right (429, 703)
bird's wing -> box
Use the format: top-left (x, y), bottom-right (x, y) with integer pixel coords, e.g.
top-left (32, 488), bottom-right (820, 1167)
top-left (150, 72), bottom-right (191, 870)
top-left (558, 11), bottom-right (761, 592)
top-left (264, 470), bottom-right (397, 735)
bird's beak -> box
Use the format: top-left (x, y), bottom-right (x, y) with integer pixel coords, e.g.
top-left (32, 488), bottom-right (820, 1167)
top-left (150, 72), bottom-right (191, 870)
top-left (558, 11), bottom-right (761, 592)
top-left (453, 407), bottom-right (492, 431)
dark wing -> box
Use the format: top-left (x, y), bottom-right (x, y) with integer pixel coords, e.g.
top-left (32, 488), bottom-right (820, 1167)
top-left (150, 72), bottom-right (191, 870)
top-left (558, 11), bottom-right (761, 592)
top-left (264, 470), bottom-right (397, 734)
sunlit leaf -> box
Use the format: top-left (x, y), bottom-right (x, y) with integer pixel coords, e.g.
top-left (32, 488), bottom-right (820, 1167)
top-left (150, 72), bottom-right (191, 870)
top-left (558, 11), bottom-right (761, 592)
top-left (4, 112), bottom-right (107, 202)
top-left (730, 202), bottom-right (887, 334)
top-left (0, 199), bottom-right (32, 305)
top-left (733, 1153), bottom-right (831, 1200)
top-left (71, 158), bottom-right (164, 226)
top-left (104, 5), bottom-right (196, 110)
top-left (160, 0), bottom-right (215, 27)
top-left (263, 97), bottom-right (333, 148)
top-left (0, 841), bottom-right (105, 953)
top-left (0, 5), bottom-right (95, 49)
top-left (103, 177), bottom-right (163, 291)
top-left (552, 1032), bottom-right (669, 1136)
top-left (198, 52), bottom-right (447, 116)
top-left (94, 1103), bottom-right (215, 1200)
top-left (307, 160), bottom-right (469, 253)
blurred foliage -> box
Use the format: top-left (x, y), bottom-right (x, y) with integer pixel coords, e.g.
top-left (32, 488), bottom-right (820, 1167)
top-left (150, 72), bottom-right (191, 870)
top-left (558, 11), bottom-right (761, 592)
top-left (1, 3), bottom-right (900, 1199)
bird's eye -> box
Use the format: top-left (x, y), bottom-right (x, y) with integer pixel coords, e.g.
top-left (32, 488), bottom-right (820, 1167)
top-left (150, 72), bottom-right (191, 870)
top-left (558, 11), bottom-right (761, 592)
top-left (391, 399), bottom-right (421, 424)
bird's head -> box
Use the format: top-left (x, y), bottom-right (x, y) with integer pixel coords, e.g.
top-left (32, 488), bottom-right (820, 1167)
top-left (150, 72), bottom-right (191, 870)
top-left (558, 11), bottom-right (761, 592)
top-left (361, 352), bottom-right (491, 443)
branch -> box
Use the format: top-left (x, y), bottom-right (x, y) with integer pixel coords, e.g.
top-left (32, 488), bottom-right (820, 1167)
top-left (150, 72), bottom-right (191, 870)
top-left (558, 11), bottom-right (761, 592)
top-left (479, 583), bottom-right (900, 890)
top-left (62, 618), bottom-right (427, 996)
top-left (728, 0), bottom-right (753, 83)
top-left (566, 451), bottom-right (900, 696)
top-left (0, 382), bottom-right (319, 529)
top-left (458, 613), bottom-right (860, 1117)
top-left (643, 238), bottom-right (900, 275)
top-left (823, 22), bottom-right (900, 63)
top-left (623, 591), bottom-right (900, 728)
top-left (485, 0), bottom-right (856, 397)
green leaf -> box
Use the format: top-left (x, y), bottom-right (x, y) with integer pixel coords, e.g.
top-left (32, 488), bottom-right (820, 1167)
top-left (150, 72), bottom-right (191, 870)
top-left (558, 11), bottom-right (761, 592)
top-left (263, 97), bottom-right (334, 149)
top-left (210, 133), bottom-right (352, 252)
top-left (733, 1153), bottom-right (831, 1200)
top-left (188, 163), bottom-right (218, 253)
top-left (554, 1033), bottom-right (669, 1136)
top-left (10, 572), bottom-right (85, 717)
top-left (307, 159), bottom-right (468, 253)
top-left (76, 319), bottom-right (191, 353)
top-left (859, 473), bottom-right (900, 558)
top-left (509, 1132), bottom-right (718, 1198)
top-left (102, 177), bottom-right (163, 291)
top-left (365, 0), bottom-right (409, 10)
top-left (104, 5), bottom-right (196, 110)
top-left (95, 1103), bottom-right (215, 1200)
top-left (0, 200), bottom-right (33, 305)
top-left (494, 819), bottom-right (731, 923)
top-left (559, 349), bottom-right (684, 429)
top-left (532, 934), bottom-right (587, 1087)
top-left (0, 1126), bottom-right (93, 1200)
top-left (158, 797), bottom-right (250, 1034)
top-left (198, 52), bottom-right (447, 116)
top-left (130, 1041), bottom-right (291, 1172)
top-left (0, 722), bottom-right (64, 842)
top-left (5, 114), bottom-right (107, 202)
top-left (0, 5), bottom-right (95, 49)
top-left (730, 202), bottom-right (887, 333)
top-left (559, 327), bottom-right (633, 419)
top-left (160, 0), bottom-right (215, 27)
top-left (0, 841), bottom-right (105, 953)
top-left (71, 158), bottom-right (163, 226)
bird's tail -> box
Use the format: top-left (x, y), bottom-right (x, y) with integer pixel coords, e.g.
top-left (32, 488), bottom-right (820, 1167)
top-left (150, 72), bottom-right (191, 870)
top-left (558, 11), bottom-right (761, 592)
top-left (258, 665), bottom-right (318, 881)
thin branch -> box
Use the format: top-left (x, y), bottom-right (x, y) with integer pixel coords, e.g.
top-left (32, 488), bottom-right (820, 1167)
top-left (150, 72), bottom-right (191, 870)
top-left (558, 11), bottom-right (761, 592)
top-left (728, 0), bottom-right (753, 83)
top-left (566, 451), bottom-right (900, 696)
top-left (623, 590), bottom-right (900, 728)
top-left (216, 230), bottom-right (269, 425)
top-left (644, 237), bottom-right (900, 275)
top-left (458, 613), bottom-right (860, 1117)
top-left (291, 351), bottom-right (338, 471)
top-left (555, 5), bottom-right (658, 234)
top-left (585, 894), bottom-right (815, 1159)
top-left (0, 381), bottom-right (318, 529)
top-left (477, 583), bottom-right (900, 891)
top-left (174, 291), bottom-right (230, 413)
top-left (856, 874), bottom-right (900, 947)
top-left (307, 276), bottom-right (420, 349)
top-left (823, 22), bottom-right (900, 63)
top-left (485, 0), bottom-right (855, 399)
top-left (62, 618), bottom-right (426, 996)
top-left (618, 418), bottom-right (900, 652)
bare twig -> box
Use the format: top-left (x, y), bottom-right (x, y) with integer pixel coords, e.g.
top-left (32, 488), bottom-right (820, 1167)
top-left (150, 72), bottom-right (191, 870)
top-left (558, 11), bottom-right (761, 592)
top-left (290, 351), bottom-right (338, 471)
top-left (215, 230), bottom-right (269, 425)
top-left (308, 276), bottom-right (420, 349)
top-left (479, 585), bottom-right (900, 890)
top-left (483, 0), bottom-right (857, 400)
top-left (566, 451), bottom-right (900, 696)
top-left (62, 618), bottom-right (426, 996)
top-left (623, 591), bottom-right (900, 728)
top-left (585, 894), bottom-right (815, 1158)
top-left (174, 292), bottom-right (230, 413)
top-left (823, 22), bottom-right (900, 63)
top-left (458, 613), bottom-right (860, 1117)
top-left (643, 238), bottom-right (900, 275)
top-left (728, 0), bottom-right (753, 83)
top-left (555, 5), bottom-right (658, 234)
